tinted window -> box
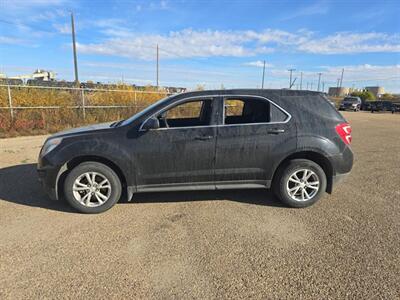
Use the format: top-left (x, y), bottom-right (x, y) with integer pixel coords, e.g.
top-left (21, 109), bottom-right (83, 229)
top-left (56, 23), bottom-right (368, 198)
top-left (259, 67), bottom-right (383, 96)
top-left (166, 101), bottom-right (203, 119)
top-left (270, 103), bottom-right (289, 122)
top-left (224, 97), bottom-right (288, 125)
top-left (157, 99), bottom-right (213, 128)
top-left (343, 97), bottom-right (360, 103)
top-left (225, 100), bottom-right (244, 117)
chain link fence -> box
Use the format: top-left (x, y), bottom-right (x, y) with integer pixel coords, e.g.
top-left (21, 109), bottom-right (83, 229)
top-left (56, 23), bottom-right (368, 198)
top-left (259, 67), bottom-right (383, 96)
top-left (0, 84), bottom-right (171, 137)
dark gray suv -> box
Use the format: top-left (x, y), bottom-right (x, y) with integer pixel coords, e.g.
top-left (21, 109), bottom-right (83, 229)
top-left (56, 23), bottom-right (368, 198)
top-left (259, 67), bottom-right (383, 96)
top-left (38, 89), bottom-right (353, 213)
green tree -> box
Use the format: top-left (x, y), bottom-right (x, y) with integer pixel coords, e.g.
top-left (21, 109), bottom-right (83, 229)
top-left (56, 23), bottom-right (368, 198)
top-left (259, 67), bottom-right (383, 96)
top-left (380, 93), bottom-right (395, 101)
top-left (350, 90), bottom-right (375, 101)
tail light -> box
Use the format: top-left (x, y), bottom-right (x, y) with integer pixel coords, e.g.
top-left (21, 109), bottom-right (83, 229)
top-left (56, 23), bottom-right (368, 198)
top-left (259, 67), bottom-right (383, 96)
top-left (336, 123), bottom-right (352, 145)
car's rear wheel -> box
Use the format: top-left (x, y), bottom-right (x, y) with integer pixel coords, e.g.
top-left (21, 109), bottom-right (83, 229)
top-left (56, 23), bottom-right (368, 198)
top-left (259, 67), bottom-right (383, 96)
top-left (273, 159), bottom-right (327, 208)
top-left (64, 162), bottom-right (122, 213)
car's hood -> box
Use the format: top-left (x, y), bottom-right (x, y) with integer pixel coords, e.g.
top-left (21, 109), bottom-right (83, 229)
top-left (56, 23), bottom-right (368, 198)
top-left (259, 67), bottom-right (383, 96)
top-left (51, 121), bottom-right (115, 138)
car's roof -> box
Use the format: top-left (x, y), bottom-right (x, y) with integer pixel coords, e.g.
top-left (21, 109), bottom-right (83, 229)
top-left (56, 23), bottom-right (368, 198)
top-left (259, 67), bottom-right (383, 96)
top-left (170, 89), bottom-right (344, 123)
top-left (175, 89), bottom-right (324, 98)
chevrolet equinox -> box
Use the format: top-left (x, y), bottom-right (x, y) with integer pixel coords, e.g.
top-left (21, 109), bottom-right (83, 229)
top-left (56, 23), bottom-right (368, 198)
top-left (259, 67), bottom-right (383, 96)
top-left (38, 89), bottom-right (353, 213)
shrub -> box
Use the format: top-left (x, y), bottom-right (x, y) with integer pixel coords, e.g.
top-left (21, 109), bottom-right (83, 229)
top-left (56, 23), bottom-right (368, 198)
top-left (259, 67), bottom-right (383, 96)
top-left (0, 85), bottom-right (168, 138)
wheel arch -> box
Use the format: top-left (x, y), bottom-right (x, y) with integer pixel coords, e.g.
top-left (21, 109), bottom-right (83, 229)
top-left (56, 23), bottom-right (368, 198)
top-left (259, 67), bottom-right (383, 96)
top-left (56, 155), bottom-right (129, 200)
top-left (272, 151), bottom-right (334, 193)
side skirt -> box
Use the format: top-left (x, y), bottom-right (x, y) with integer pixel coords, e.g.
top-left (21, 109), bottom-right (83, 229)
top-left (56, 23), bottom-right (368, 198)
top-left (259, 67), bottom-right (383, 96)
top-left (130, 180), bottom-right (271, 196)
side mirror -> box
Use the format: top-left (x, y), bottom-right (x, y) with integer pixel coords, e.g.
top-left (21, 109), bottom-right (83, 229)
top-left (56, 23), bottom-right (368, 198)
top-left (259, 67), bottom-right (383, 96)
top-left (141, 117), bottom-right (160, 131)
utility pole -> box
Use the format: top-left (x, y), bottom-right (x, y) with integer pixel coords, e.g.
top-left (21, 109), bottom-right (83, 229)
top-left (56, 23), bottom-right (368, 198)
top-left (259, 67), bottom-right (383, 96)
top-left (70, 12), bottom-right (79, 86)
top-left (336, 78), bottom-right (341, 96)
top-left (288, 68), bottom-right (295, 89)
top-left (322, 81), bottom-right (325, 93)
top-left (156, 44), bottom-right (159, 89)
top-left (261, 60), bottom-right (266, 89)
top-left (339, 68), bottom-right (344, 88)
top-left (317, 72), bottom-right (322, 91)
top-left (300, 72), bottom-right (303, 90)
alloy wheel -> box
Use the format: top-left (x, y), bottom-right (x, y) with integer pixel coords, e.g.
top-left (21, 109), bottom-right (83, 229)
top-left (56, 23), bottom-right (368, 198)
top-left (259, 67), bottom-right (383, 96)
top-left (72, 172), bottom-right (112, 207)
top-left (286, 169), bottom-right (320, 202)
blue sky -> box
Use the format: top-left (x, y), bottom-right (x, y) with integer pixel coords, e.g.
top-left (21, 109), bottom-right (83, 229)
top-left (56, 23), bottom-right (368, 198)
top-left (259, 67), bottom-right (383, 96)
top-left (0, 0), bottom-right (399, 92)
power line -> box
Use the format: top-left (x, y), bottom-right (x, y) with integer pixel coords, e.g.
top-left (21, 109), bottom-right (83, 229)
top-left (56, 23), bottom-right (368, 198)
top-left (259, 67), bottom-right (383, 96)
top-left (70, 12), bottom-right (79, 86)
top-left (317, 72), bottom-right (322, 91)
top-left (339, 68), bottom-right (344, 88)
top-left (300, 72), bottom-right (303, 90)
top-left (156, 44), bottom-right (159, 88)
top-left (261, 60), bottom-right (266, 89)
top-left (288, 68), bottom-right (296, 89)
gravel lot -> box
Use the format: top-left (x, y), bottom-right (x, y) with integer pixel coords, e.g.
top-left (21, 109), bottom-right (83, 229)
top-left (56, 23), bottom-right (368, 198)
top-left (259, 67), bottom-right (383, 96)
top-left (0, 112), bottom-right (399, 299)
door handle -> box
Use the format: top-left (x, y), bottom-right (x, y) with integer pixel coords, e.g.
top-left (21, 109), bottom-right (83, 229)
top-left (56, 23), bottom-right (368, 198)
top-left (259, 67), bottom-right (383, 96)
top-left (195, 135), bottom-right (213, 141)
top-left (267, 129), bottom-right (285, 134)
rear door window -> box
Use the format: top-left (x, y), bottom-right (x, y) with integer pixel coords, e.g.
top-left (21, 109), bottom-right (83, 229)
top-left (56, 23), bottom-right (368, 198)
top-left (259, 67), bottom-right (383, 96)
top-left (223, 97), bottom-right (289, 125)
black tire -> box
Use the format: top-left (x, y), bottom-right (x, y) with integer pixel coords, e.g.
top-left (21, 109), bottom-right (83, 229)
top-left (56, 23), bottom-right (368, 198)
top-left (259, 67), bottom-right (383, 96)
top-left (64, 162), bottom-right (122, 214)
top-left (273, 159), bottom-right (327, 208)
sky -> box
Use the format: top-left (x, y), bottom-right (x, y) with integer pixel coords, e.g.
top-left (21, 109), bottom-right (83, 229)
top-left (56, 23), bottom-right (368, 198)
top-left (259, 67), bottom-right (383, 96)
top-left (0, 0), bottom-right (399, 92)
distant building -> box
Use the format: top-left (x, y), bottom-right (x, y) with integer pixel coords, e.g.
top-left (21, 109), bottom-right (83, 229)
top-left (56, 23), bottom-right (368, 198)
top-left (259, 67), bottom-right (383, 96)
top-left (328, 87), bottom-right (350, 97)
top-left (164, 86), bottom-right (187, 93)
top-left (365, 86), bottom-right (384, 98)
top-left (6, 69), bottom-right (56, 82)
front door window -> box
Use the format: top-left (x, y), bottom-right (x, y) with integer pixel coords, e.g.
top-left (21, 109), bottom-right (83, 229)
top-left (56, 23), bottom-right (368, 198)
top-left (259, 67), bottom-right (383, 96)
top-left (157, 99), bottom-right (213, 128)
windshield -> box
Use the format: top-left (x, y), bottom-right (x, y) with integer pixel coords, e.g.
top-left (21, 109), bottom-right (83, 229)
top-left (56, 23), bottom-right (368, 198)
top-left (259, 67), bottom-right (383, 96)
top-left (343, 98), bottom-right (359, 103)
top-left (121, 95), bottom-right (174, 126)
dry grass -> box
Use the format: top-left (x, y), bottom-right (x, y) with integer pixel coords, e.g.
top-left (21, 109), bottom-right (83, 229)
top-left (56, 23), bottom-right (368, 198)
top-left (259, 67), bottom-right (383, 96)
top-left (0, 85), bottom-right (168, 138)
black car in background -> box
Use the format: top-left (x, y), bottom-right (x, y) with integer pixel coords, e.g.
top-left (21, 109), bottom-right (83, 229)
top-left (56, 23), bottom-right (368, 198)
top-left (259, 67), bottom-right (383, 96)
top-left (339, 96), bottom-right (362, 111)
top-left (361, 101), bottom-right (374, 111)
top-left (392, 103), bottom-right (400, 113)
top-left (38, 89), bottom-right (354, 213)
top-left (371, 101), bottom-right (396, 113)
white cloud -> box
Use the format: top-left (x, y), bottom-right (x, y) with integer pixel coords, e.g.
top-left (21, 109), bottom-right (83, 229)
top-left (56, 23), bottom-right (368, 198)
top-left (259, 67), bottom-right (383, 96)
top-left (298, 32), bottom-right (400, 54)
top-left (0, 36), bottom-right (28, 45)
top-left (76, 28), bottom-right (400, 60)
top-left (53, 23), bottom-right (70, 34)
top-left (77, 29), bottom-right (266, 60)
top-left (281, 1), bottom-right (330, 20)
top-left (2, 0), bottom-right (66, 11)
top-left (319, 64), bottom-right (400, 82)
top-left (244, 61), bottom-right (274, 68)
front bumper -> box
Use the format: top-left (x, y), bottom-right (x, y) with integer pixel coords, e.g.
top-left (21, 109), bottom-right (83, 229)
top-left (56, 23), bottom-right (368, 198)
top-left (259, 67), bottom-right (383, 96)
top-left (37, 163), bottom-right (62, 201)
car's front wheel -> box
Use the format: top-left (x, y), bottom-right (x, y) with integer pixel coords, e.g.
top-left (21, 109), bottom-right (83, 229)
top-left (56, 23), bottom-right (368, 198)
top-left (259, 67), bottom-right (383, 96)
top-left (64, 162), bottom-right (122, 213)
top-left (273, 159), bottom-right (327, 208)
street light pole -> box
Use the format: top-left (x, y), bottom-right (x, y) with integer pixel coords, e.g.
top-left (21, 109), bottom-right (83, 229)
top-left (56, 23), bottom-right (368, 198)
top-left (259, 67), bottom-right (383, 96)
top-left (300, 72), bottom-right (303, 90)
top-left (156, 44), bottom-right (159, 89)
top-left (261, 60), bottom-right (266, 89)
top-left (317, 72), bottom-right (322, 91)
top-left (71, 12), bottom-right (79, 86)
top-left (288, 68), bottom-right (296, 89)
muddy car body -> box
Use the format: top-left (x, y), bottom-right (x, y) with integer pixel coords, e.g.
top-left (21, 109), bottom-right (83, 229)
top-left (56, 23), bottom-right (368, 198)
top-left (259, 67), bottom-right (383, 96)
top-left (38, 89), bottom-right (353, 213)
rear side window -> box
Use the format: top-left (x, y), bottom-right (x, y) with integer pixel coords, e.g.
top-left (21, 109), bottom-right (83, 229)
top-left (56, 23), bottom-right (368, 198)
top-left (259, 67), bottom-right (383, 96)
top-left (270, 103), bottom-right (289, 122)
top-left (224, 97), bottom-right (289, 125)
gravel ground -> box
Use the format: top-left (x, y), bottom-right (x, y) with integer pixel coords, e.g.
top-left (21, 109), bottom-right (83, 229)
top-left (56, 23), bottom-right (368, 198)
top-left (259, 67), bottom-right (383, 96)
top-left (0, 112), bottom-right (399, 299)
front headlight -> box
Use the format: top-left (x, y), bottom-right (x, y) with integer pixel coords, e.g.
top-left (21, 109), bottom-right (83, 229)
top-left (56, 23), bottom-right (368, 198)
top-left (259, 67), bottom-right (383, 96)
top-left (40, 138), bottom-right (63, 157)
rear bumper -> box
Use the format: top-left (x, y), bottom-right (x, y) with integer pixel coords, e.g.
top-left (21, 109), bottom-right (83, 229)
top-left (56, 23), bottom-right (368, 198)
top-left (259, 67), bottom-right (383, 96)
top-left (328, 146), bottom-right (353, 192)
top-left (332, 172), bottom-right (350, 186)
